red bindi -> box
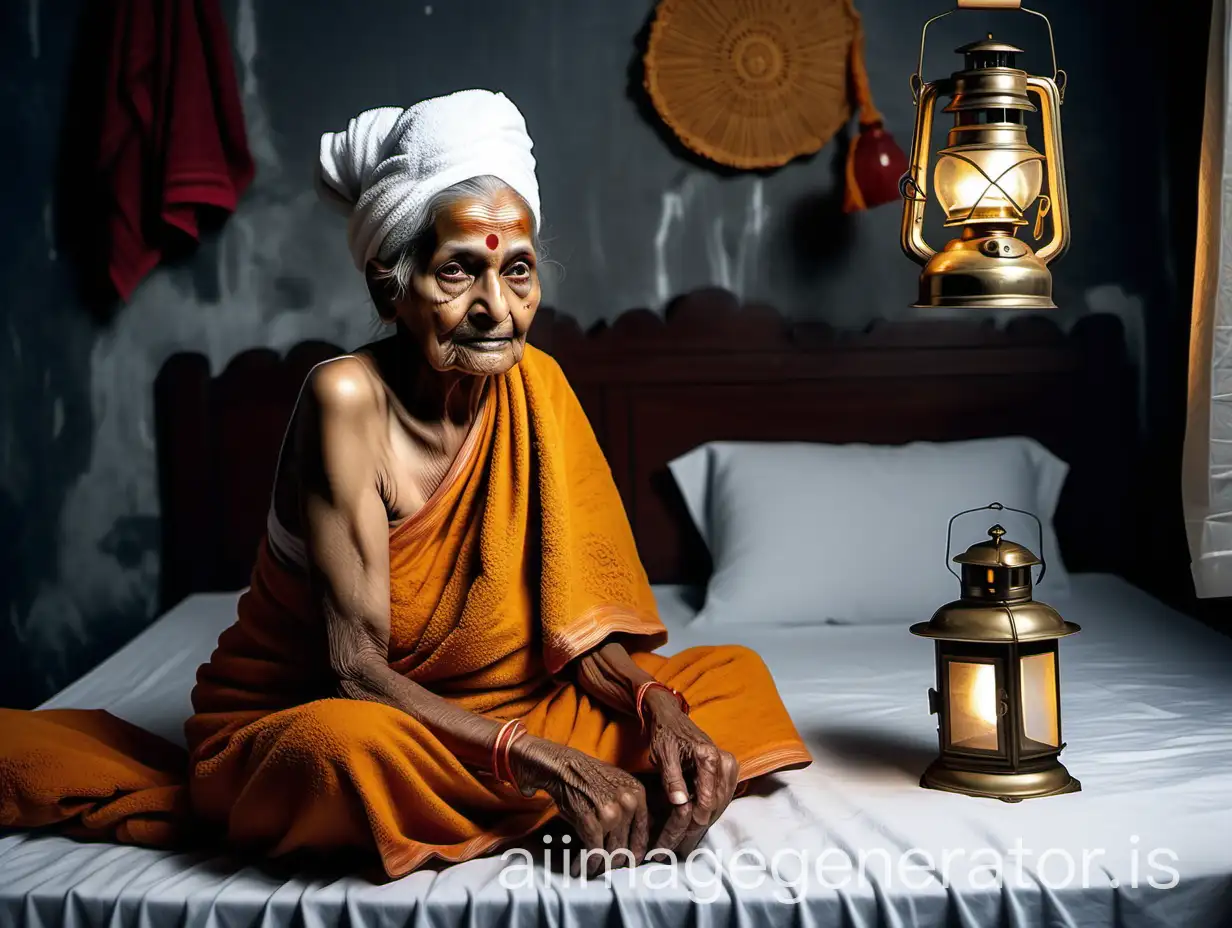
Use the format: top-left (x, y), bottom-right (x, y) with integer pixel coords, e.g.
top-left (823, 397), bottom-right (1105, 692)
top-left (485, 234), bottom-right (499, 250)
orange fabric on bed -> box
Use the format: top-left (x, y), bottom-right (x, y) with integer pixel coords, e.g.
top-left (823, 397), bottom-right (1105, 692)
top-left (0, 347), bottom-right (810, 877)
top-left (0, 708), bottom-right (189, 847)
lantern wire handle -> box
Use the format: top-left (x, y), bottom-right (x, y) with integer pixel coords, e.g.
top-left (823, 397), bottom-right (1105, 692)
top-left (911, 9), bottom-right (955, 105)
top-left (911, 5), bottom-right (1065, 106)
top-left (944, 501), bottom-right (1048, 585)
top-left (1021, 7), bottom-right (1065, 103)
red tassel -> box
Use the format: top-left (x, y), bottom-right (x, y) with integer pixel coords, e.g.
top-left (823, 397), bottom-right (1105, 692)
top-left (842, 13), bottom-right (910, 213)
top-left (844, 121), bottom-right (910, 213)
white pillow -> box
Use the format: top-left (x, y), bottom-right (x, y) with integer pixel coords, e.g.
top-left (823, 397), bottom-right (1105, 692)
top-left (668, 438), bottom-right (1071, 626)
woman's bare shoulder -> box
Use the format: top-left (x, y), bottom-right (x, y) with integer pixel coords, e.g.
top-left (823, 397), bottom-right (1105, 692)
top-left (304, 354), bottom-right (386, 422)
top-left (273, 355), bottom-right (387, 527)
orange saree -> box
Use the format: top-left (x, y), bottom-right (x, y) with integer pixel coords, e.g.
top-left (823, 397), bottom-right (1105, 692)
top-left (0, 346), bottom-right (811, 878)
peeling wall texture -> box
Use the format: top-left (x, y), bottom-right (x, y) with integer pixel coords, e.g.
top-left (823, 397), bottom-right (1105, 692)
top-left (0, 0), bottom-right (1178, 706)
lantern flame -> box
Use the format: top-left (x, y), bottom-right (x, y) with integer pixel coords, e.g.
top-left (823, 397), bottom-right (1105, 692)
top-left (970, 663), bottom-right (999, 727)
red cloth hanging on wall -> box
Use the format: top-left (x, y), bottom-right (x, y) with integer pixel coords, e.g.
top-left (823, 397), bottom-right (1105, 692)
top-left (100, 0), bottom-right (254, 300)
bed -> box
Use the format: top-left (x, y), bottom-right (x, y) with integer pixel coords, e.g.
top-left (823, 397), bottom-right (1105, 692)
top-left (7, 290), bottom-right (1232, 928)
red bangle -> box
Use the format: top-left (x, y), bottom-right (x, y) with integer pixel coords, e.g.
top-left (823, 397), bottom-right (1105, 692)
top-left (635, 681), bottom-right (689, 729)
top-left (502, 725), bottom-right (527, 785)
top-left (491, 718), bottom-right (527, 790)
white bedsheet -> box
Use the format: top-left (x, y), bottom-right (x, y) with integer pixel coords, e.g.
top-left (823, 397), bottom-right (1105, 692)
top-left (4, 576), bottom-right (1232, 927)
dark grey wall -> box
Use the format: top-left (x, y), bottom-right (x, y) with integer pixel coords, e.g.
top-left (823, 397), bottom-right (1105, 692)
top-left (0, 0), bottom-right (1181, 707)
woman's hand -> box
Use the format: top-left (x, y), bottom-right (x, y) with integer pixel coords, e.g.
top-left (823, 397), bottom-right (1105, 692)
top-left (510, 735), bottom-right (649, 877)
top-left (642, 689), bottom-right (739, 857)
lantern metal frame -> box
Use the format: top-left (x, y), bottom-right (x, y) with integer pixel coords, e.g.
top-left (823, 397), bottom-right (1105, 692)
top-left (899, 1), bottom-right (1069, 311)
top-left (911, 502), bottom-right (1081, 802)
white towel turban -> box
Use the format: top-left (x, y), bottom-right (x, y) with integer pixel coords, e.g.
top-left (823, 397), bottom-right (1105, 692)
top-left (316, 89), bottom-right (541, 272)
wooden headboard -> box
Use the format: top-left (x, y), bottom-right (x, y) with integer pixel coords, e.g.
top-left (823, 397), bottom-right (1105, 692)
top-left (155, 288), bottom-right (1138, 610)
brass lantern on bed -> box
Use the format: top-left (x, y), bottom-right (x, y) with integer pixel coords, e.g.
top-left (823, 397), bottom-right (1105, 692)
top-left (899, 2), bottom-right (1068, 309)
top-left (911, 503), bottom-right (1080, 801)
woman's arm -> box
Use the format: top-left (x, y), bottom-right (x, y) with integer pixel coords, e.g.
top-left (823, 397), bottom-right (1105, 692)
top-left (573, 641), bottom-right (662, 718)
top-left (296, 359), bottom-right (504, 771)
top-left (574, 641), bottom-right (739, 854)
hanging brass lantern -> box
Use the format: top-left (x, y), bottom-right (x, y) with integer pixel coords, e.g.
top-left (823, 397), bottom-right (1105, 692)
top-left (910, 503), bottom-right (1080, 802)
top-left (899, 1), bottom-right (1068, 309)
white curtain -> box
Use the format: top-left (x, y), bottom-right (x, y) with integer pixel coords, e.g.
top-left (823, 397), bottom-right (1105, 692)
top-left (1185, 0), bottom-right (1232, 598)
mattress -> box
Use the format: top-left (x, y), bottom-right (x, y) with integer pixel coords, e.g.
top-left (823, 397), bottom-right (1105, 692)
top-left (5, 576), bottom-right (1232, 927)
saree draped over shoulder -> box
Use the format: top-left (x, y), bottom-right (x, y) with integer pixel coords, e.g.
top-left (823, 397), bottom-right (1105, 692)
top-left (0, 347), bottom-right (811, 878)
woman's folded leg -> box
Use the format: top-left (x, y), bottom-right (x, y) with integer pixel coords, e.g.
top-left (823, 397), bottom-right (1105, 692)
top-left (2, 647), bottom-right (806, 877)
top-left (525, 644), bottom-right (812, 782)
top-left (188, 698), bottom-right (555, 878)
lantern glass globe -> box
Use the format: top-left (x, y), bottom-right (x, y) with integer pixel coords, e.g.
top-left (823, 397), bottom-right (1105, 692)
top-left (934, 148), bottom-right (1043, 225)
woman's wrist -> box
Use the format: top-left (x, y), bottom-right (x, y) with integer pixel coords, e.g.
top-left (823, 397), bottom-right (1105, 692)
top-left (639, 683), bottom-right (687, 725)
top-left (507, 732), bottom-right (555, 795)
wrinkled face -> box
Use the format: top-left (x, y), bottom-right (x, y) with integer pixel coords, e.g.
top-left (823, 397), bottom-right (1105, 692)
top-left (382, 188), bottom-right (540, 376)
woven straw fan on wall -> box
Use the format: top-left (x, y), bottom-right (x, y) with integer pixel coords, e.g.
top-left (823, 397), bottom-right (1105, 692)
top-left (643, 0), bottom-right (906, 209)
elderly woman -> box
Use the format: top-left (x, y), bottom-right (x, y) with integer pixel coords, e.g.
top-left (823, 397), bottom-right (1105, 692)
top-left (0, 91), bottom-right (809, 879)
